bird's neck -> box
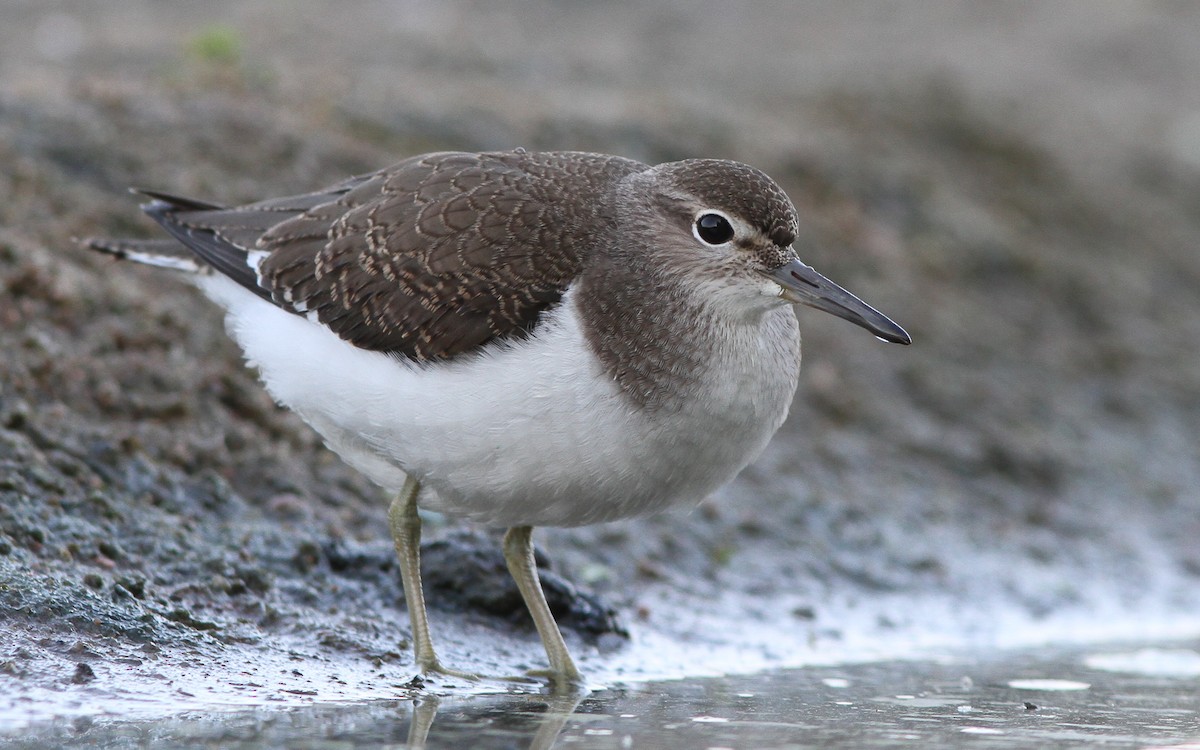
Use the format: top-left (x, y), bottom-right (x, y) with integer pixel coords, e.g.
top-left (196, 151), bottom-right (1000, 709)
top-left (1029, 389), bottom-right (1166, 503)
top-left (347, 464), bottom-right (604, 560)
top-left (574, 251), bottom-right (782, 413)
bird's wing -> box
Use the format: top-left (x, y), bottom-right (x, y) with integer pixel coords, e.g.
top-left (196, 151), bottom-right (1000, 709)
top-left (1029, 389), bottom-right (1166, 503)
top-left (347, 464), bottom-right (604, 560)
top-left (138, 151), bottom-right (645, 362)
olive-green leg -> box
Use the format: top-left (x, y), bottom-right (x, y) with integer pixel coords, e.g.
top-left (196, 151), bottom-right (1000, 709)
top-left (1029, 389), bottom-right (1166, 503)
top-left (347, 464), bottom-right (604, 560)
top-left (387, 476), bottom-right (477, 681)
top-left (502, 525), bottom-right (583, 686)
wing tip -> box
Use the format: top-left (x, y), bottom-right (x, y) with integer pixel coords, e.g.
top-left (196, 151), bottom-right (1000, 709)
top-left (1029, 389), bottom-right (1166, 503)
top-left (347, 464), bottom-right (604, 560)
top-left (132, 188), bottom-right (225, 214)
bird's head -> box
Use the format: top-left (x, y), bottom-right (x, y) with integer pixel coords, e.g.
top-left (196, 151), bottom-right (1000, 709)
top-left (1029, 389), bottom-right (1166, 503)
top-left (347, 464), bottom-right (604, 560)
top-left (627, 158), bottom-right (910, 344)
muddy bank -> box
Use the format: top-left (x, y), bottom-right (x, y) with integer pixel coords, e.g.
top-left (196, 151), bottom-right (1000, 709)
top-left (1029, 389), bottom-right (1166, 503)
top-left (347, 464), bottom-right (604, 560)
top-left (3, 0), bottom-right (1200, 728)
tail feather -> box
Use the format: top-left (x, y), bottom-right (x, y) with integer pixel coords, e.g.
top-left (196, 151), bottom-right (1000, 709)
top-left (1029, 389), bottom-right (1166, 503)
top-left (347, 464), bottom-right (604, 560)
top-left (85, 189), bottom-right (232, 276)
top-left (83, 236), bottom-right (205, 273)
top-left (86, 182), bottom-right (361, 304)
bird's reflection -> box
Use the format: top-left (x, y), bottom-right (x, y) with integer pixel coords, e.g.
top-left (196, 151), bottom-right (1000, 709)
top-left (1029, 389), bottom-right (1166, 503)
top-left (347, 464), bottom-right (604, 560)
top-left (405, 688), bottom-right (589, 750)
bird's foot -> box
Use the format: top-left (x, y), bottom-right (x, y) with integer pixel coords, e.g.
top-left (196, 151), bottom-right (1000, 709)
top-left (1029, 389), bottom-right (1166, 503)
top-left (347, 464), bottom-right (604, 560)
top-left (516, 667), bottom-right (587, 692)
top-left (412, 659), bottom-right (481, 685)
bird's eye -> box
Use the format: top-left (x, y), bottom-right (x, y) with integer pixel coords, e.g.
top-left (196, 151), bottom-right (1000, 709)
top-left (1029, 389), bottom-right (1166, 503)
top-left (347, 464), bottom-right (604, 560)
top-left (694, 212), bottom-right (735, 245)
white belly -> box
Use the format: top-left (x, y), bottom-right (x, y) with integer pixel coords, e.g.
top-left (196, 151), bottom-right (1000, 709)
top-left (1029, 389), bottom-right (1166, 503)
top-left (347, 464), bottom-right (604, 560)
top-left (197, 275), bottom-right (800, 527)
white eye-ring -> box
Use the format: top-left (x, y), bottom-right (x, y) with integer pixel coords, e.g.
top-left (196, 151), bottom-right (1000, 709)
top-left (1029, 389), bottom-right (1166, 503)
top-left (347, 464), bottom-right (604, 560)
top-left (693, 210), bottom-right (736, 246)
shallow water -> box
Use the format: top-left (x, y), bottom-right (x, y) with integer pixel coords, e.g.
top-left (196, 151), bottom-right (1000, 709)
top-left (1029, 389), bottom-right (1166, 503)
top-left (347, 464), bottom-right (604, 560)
top-left (5, 642), bottom-right (1198, 749)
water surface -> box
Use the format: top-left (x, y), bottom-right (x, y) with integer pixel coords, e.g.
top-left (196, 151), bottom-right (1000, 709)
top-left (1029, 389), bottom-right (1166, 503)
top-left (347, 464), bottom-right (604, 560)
top-left (6, 642), bottom-right (1198, 749)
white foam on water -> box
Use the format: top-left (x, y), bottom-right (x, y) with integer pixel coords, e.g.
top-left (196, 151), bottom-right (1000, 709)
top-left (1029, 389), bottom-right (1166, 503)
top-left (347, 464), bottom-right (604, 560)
top-left (1083, 648), bottom-right (1200, 677)
top-left (1006, 678), bottom-right (1090, 691)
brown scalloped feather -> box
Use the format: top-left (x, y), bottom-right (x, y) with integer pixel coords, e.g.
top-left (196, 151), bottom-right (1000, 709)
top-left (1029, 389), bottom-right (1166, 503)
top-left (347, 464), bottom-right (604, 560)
top-left (147, 151), bottom-right (646, 362)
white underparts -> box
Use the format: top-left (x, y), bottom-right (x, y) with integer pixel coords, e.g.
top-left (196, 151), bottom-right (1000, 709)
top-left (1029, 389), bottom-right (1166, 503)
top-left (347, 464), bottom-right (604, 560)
top-left (194, 275), bottom-right (799, 528)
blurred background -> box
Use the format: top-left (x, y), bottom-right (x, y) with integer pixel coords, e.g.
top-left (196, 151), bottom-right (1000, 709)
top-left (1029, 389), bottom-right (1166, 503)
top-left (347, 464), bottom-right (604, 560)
top-left (2, 0), bottom-right (1200, 716)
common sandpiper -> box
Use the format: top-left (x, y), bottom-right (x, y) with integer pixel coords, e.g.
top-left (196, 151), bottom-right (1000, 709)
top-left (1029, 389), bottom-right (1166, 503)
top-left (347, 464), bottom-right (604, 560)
top-left (87, 149), bottom-right (911, 687)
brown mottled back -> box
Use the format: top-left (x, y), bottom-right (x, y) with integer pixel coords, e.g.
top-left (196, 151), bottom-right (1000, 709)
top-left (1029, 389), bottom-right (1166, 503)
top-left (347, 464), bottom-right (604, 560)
top-left (256, 151), bottom-right (645, 360)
